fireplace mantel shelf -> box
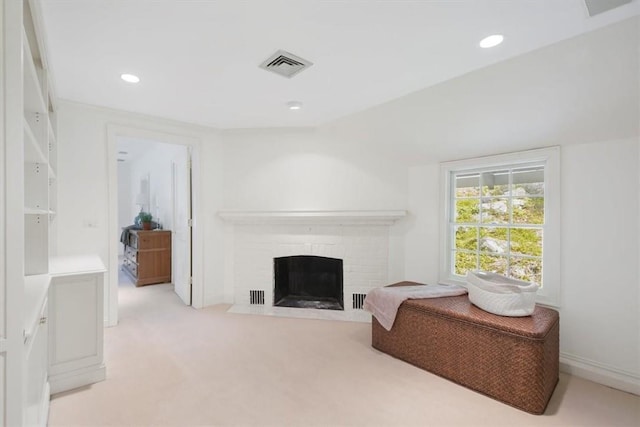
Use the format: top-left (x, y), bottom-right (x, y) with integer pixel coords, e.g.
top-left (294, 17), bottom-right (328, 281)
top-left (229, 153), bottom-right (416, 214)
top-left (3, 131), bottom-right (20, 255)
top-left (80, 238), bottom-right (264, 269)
top-left (217, 210), bottom-right (407, 225)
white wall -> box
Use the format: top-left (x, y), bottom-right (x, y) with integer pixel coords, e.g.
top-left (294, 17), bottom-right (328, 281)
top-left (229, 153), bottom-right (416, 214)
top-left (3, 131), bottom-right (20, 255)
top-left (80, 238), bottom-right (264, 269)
top-left (220, 128), bottom-right (407, 211)
top-left (403, 164), bottom-right (440, 283)
top-left (55, 101), bottom-right (225, 312)
top-left (559, 138), bottom-right (639, 389)
top-left (55, 102), bottom-right (409, 310)
top-left (124, 140), bottom-right (187, 232)
top-left (200, 140), bottom-right (227, 304)
top-left (216, 127), bottom-right (409, 301)
top-left (402, 139), bottom-right (639, 392)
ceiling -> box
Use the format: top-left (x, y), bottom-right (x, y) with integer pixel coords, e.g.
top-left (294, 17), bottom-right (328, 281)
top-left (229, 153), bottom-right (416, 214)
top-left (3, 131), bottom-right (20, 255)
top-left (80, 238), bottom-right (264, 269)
top-left (39, 0), bottom-right (639, 129)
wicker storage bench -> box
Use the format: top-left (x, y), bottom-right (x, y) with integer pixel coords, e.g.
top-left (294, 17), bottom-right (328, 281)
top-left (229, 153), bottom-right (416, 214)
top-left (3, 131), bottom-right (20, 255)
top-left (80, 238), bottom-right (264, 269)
top-left (371, 283), bottom-right (559, 414)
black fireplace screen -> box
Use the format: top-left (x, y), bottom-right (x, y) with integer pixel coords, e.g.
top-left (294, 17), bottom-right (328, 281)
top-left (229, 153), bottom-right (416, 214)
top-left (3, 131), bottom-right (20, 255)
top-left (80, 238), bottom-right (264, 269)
top-left (273, 255), bottom-right (344, 310)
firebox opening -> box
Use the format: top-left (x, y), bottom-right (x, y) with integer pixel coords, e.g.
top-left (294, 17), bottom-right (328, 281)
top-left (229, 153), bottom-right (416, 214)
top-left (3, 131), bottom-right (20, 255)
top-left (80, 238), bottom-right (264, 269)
top-left (274, 255), bottom-right (344, 310)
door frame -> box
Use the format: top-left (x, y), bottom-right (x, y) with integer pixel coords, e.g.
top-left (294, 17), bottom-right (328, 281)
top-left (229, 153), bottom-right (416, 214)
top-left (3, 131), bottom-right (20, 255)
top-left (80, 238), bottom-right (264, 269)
top-left (171, 149), bottom-right (193, 305)
top-left (106, 124), bottom-right (203, 326)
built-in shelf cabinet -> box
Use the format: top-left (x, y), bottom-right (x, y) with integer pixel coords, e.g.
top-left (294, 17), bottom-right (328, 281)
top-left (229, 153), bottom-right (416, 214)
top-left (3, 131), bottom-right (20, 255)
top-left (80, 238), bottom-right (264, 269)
top-left (49, 256), bottom-right (106, 394)
top-left (5, 2), bottom-right (99, 423)
top-left (23, 26), bottom-right (56, 277)
top-left (21, 0), bottom-right (57, 424)
top-left (23, 276), bottom-right (49, 426)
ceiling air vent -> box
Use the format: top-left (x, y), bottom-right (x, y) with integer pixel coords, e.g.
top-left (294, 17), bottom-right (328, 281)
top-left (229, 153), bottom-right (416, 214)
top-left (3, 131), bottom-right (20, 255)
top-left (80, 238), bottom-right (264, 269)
top-left (259, 50), bottom-right (313, 78)
top-left (584, 0), bottom-right (631, 16)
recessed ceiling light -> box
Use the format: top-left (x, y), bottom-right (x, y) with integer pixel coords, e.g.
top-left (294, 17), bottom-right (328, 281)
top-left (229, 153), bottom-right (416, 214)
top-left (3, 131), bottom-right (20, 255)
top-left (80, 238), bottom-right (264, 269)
top-left (120, 73), bottom-right (140, 83)
top-left (479, 34), bottom-right (504, 49)
top-left (118, 151), bottom-right (128, 155)
top-left (287, 101), bottom-right (302, 110)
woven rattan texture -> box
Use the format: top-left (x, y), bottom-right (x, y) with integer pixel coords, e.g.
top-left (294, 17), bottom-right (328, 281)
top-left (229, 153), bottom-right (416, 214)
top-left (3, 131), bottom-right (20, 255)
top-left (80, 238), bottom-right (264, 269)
top-left (386, 282), bottom-right (558, 338)
top-left (372, 294), bottom-right (559, 414)
top-left (404, 295), bottom-right (558, 338)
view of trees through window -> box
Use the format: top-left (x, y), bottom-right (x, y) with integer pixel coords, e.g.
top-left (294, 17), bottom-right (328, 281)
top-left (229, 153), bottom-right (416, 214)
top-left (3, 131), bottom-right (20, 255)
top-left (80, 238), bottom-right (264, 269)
top-left (451, 166), bottom-right (544, 285)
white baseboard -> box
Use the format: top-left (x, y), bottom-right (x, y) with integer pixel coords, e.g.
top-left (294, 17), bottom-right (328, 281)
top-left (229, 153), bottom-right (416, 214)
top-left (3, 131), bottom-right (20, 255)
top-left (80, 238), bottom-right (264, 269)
top-left (49, 364), bottom-right (106, 395)
top-left (40, 381), bottom-right (50, 427)
top-left (204, 293), bottom-right (232, 307)
top-left (560, 352), bottom-right (639, 395)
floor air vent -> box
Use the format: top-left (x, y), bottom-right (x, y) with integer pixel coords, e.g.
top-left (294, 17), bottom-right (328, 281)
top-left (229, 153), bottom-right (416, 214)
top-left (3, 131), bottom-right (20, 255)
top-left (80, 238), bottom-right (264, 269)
top-left (352, 293), bottom-right (367, 310)
top-left (259, 50), bottom-right (313, 78)
top-left (250, 290), bottom-right (265, 305)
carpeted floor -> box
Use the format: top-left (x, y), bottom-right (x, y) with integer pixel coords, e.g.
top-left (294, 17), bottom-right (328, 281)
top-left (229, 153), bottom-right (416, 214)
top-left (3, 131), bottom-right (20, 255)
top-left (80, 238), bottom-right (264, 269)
top-left (48, 268), bottom-right (640, 426)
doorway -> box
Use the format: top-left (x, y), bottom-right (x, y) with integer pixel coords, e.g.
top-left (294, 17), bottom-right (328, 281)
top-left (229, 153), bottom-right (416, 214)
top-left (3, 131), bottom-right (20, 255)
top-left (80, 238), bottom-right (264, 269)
top-left (116, 137), bottom-right (192, 304)
top-left (107, 125), bottom-right (203, 326)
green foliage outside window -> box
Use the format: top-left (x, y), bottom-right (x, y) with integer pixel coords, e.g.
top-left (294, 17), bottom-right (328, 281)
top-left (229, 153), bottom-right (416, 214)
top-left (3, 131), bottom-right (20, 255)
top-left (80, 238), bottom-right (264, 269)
top-left (452, 169), bottom-right (544, 284)
top-left (513, 197), bottom-right (544, 224)
top-left (455, 199), bottom-right (479, 223)
top-left (454, 252), bottom-right (476, 275)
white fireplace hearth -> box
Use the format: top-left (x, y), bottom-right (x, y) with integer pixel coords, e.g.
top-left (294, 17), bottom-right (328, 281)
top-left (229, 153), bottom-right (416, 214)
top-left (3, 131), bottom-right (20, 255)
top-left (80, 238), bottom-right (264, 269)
top-left (227, 303), bottom-right (372, 322)
top-left (220, 210), bottom-right (406, 322)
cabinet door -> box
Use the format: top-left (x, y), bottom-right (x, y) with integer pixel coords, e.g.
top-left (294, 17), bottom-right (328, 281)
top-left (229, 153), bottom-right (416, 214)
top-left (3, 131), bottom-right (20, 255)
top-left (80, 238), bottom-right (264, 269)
top-left (24, 301), bottom-right (49, 426)
top-left (49, 273), bottom-right (104, 377)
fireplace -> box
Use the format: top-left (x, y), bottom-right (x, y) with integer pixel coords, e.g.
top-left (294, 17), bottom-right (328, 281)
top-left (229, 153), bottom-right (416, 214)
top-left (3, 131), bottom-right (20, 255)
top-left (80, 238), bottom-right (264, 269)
top-left (273, 255), bottom-right (344, 310)
top-left (221, 213), bottom-right (406, 315)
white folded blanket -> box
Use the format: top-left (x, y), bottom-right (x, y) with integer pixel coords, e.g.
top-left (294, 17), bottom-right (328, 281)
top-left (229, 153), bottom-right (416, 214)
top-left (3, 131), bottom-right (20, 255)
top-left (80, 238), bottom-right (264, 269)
top-left (363, 283), bottom-right (467, 331)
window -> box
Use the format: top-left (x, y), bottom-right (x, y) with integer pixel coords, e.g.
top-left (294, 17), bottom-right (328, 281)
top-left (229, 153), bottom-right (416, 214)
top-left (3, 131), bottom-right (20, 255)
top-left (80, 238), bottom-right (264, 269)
top-left (439, 147), bottom-right (560, 306)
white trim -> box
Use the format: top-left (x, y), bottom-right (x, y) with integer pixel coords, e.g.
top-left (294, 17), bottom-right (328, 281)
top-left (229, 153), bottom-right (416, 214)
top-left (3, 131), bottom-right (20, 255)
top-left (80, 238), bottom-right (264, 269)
top-left (439, 147), bottom-right (561, 307)
top-left (107, 124), bottom-right (205, 326)
top-left (26, 0), bottom-right (49, 71)
top-left (38, 382), bottom-right (50, 427)
top-left (227, 304), bottom-right (372, 323)
top-left (218, 210), bottom-right (407, 226)
top-left (560, 352), bottom-right (640, 396)
top-left (59, 98), bottom-right (221, 134)
top-left (204, 294), bottom-right (227, 307)
top-left (49, 364), bottom-right (106, 394)
top-left (4, 1), bottom-right (27, 424)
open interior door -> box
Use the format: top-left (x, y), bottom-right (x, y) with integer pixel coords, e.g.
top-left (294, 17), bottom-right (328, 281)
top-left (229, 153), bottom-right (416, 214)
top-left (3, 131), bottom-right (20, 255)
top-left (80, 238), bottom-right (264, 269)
top-left (172, 147), bottom-right (192, 305)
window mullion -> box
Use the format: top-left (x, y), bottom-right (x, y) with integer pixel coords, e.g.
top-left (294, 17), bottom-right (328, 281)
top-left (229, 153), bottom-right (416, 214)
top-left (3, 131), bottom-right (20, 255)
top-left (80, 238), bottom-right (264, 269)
top-left (507, 169), bottom-right (513, 277)
top-left (477, 172), bottom-right (483, 271)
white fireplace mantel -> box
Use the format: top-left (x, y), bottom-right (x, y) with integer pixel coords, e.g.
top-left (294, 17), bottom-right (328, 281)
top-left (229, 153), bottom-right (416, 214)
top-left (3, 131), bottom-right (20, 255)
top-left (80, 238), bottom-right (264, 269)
top-left (217, 210), bottom-right (407, 226)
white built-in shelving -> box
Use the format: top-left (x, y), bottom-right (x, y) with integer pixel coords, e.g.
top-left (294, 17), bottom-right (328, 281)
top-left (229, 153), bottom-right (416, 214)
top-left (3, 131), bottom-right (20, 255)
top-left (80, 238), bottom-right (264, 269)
top-left (4, 1), bottom-right (57, 424)
top-left (22, 22), bottom-right (54, 277)
top-left (20, 0), bottom-right (57, 425)
top-left (48, 110), bottom-right (57, 221)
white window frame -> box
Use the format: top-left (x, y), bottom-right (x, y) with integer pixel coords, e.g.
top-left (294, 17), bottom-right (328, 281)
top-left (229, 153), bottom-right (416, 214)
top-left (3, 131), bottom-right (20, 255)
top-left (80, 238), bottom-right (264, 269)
top-left (439, 147), bottom-right (561, 307)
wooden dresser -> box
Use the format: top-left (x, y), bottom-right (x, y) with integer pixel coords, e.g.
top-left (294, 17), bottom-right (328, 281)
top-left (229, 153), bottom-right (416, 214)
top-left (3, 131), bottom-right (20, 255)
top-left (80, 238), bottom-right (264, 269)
top-left (122, 230), bottom-right (171, 286)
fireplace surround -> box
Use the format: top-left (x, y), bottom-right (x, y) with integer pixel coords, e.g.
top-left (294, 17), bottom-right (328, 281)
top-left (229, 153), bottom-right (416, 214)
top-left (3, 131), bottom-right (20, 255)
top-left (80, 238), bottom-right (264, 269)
top-left (220, 210), bottom-right (406, 319)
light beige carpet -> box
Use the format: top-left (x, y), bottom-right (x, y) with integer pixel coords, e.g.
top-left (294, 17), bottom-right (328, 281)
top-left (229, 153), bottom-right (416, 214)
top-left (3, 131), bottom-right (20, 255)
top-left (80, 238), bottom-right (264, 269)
top-left (48, 270), bottom-right (640, 426)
